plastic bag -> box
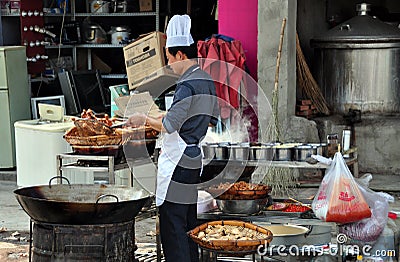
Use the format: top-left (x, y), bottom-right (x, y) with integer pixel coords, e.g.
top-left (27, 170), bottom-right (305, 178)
top-left (339, 182), bottom-right (394, 245)
top-left (312, 152), bottom-right (371, 224)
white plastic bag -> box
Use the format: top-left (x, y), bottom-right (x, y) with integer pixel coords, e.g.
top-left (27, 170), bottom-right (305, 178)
top-left (312, 152), bottom-right (371, 224)
top-left (339, 182), bottom-right (394, 245)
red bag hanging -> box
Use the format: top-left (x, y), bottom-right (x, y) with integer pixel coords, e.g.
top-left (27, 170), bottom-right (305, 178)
top-left (312, 152), bottom-right (371, 224)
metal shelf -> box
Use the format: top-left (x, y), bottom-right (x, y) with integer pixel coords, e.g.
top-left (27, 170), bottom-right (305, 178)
top-left (45, 45), bottom-right (74, 49)
top-left (45, 44), bottom-right (126, 49)
top-left (0, 12), bottom-right (19, 17)
top-left (44, 12), bottom-right (156, 17)
top-left (76, 44), bottom-right (126, 48)
top-left (74, 12), bottom-right (157, 17)
top-left (60, 164), bottom-right (110, 173)
top-left (101, 74), bottom-right (127, 79)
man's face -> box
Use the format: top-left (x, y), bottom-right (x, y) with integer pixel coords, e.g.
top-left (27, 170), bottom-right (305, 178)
top-left (166, 48), bottom-right (183, 74)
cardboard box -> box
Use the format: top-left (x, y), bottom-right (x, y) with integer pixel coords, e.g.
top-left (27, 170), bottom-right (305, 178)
top-left (139, 0), bottom-right (152, 12)
top-left (123, 31), bottom-right (178, 95)
top-left (114, 91), bottom-right (165, 118)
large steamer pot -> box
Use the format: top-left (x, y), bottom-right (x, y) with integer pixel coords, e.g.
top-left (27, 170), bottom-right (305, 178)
top-left (14, 180), bottom-right (151, 224)
top-left (311, 3), bottom-right (400, 114)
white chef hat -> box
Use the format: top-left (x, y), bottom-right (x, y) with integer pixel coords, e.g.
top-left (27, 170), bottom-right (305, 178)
top-left (166, 14), bottom-right (194, 48)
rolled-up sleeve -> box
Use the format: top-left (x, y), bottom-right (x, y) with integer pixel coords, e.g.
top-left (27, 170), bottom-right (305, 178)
top-left (162, 85), bottom-right (192, 134)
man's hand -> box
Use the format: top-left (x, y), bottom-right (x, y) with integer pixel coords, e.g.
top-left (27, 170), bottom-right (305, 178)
top-left (126, 113), bottom-right (147, 127)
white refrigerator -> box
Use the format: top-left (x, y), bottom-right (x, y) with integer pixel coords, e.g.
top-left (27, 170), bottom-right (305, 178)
top-left (0, 46), bottom-right (31, 168)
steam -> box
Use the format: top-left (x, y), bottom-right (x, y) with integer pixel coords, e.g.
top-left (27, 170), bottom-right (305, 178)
top-left (202, 116), bottom-right (252, 144)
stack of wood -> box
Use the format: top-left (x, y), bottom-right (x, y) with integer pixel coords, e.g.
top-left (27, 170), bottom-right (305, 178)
top-left (296, 99), bottom-right (318, 119)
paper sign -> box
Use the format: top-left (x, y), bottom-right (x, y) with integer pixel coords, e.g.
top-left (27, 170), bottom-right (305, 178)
top-left (114, 91), bottom-right (163, 118)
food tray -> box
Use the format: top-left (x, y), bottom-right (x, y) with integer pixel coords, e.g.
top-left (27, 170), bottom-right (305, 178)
top-left (188, 220), bottom-right (273, 253)
top-left (263, 210), bottom-right (303, 218)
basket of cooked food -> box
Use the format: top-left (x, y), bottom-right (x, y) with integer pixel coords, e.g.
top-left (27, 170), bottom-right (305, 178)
top-left (63, 109), bottom-right (159, 159)
top-left (206, 181), bottom-right (271, 200)
top-left (206, 181), bottom-right (271, 214)
top-left (188, 220), bottom-right (273, 253)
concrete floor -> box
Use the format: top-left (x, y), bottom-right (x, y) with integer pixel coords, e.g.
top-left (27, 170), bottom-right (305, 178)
top-left (1, 170), bottom-right (400, 261)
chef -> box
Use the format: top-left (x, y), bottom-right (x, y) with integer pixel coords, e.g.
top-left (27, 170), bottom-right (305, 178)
top-left (126, 14), bottom-right (219, 262)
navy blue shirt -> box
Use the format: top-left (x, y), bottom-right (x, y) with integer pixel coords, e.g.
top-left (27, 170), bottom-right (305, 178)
top-left (162, 64), bottom-right (219, 145)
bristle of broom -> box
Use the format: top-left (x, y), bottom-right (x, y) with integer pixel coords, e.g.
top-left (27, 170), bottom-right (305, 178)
top-left (296, 33), bottom-right (330, 115)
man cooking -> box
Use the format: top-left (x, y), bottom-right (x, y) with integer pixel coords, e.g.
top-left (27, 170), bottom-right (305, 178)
top-left (126, 14), bottom-right (219, 262)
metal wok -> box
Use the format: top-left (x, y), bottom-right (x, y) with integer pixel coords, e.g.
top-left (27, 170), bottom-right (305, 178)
top-left (14, 179), bottom-right (152, 225)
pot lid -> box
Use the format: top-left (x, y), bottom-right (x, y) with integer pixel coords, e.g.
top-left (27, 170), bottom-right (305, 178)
top-left (312, 3), bottom-right (400, 48)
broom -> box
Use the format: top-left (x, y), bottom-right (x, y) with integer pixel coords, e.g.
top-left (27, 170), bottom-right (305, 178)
top-left (257, 18), bottom-right (298, 197)
top-left (296, 33), bottom-right (330, 115)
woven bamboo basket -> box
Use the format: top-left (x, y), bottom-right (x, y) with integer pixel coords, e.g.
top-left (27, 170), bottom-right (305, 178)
top-left (188, 220), bottom-right (273, 253)
top-left (63, 126), bottom-right (128, 146)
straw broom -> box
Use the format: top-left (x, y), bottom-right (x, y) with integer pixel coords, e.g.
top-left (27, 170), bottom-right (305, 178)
top-left (296, 33), bottom-right (330, 115)
top-left (266, 18), bottom-right (286, 143)
top-left (256, 18), bottom-right (298, 197)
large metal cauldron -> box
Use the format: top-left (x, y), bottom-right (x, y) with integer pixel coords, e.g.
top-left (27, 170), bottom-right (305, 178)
top-left (14, 180), bottom-right (151, 225)
top-left (311, 3), bottom-right (400, 114)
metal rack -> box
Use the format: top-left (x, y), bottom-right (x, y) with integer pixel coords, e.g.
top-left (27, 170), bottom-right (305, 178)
top-left (202, 147), bottom-right (359, 181)
top-left (56, 153), bottom-right (129, 184)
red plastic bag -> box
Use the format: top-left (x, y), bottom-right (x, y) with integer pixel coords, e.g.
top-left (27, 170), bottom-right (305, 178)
top-left (312, 152), bottom-right (371, 224)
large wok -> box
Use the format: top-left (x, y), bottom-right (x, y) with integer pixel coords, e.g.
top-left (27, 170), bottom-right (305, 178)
top-left (14, 178), bottom-right (152, 225)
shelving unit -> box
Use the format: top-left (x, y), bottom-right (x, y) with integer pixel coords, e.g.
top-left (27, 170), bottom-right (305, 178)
top-left (43, 0), bottom-right (160, 79)
top-left (1, 0), bottom-right (160, 79)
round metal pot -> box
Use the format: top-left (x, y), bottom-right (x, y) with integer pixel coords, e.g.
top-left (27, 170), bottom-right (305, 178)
top-left (14, 180), bottom-right (151, 224)
top-left (311, 3), bottom-right (400, 114)
top-left (249, 145), bottom-right (273, 161)
top-left (82, 23), bottom-right (107, 44)
top-left (294, 145), bottom-right (317, 162)
top-left (230, 144), bottom-right (250, 161)
top-left (216, 198), bottom-right (267, 215)
top-left (308, 143), bottom-right (327, 156)
top-left (273, 145), bottom-right (293, 161)
top-left (214, 143), bottom-right (230, 160)
top-left (90, 0), bottom-right (110, 13)
top-left (260, 225), bottom-right (310, 246)
top-left (109, 26), bottom-right (130, 45)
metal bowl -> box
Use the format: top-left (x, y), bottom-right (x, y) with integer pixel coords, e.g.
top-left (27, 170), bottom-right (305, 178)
top-left (249, 146), bottom-right (273, 161)
top-left (294, 145), bottom-right (317, 161)
top-left (216, 198), bottom-right (267, 214)
top-left (273, 146), bottom-right (293, 161)
top-left (230, 144), bottom-right (250, 161)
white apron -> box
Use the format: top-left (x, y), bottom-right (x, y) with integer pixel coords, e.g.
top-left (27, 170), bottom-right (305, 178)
top-left (156, 131), bottom-right (187, 206)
